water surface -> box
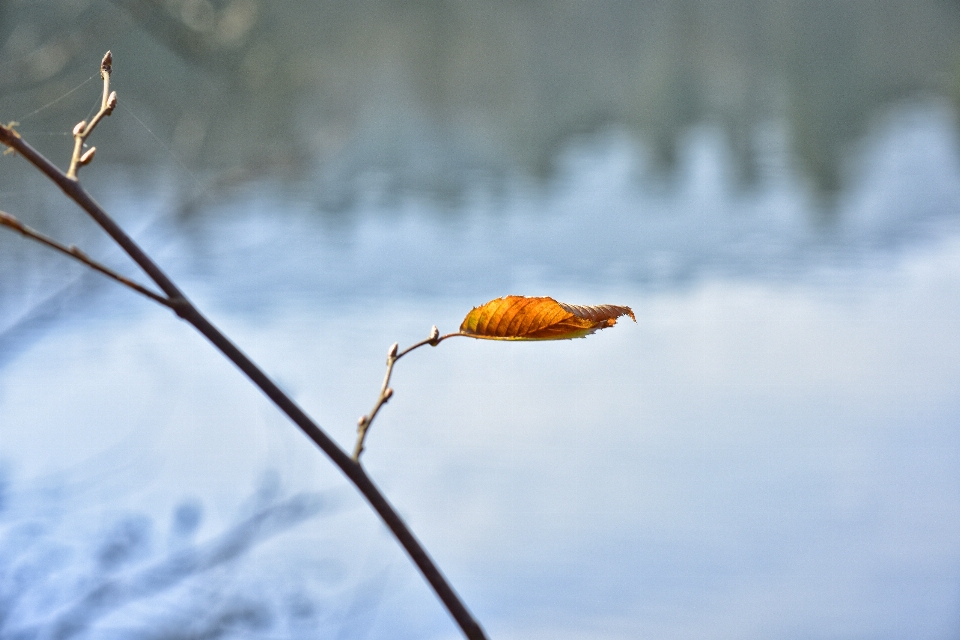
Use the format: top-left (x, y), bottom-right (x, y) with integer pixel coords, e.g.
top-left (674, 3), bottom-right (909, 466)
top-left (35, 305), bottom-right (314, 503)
top-left (2, 3), bottom-right (960, 639)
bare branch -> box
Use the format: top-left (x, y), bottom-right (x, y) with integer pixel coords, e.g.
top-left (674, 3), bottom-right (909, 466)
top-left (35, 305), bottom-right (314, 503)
top-left (0, 210), bottom-right (173, 308)
top-left (0, 52), bottom-right (488, 640)
top-left (353, 342), bottom-right (399, 461)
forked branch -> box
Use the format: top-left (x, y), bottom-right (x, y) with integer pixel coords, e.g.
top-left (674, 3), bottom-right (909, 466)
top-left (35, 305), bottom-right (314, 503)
top-left (0, 210), bottom-right (172, 308)
top-left (0, 53), bottom-right (487, 640)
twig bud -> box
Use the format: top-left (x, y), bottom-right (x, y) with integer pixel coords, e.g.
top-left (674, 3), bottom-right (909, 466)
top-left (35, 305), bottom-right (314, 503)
top-left (101, 51), bottom-right (112, 75)
top-left (79, 147), bottom-right (96, 165)
top-left (429, 325), bottom-right (440, 345)
top-left (383, 388), bottom-right (394, 401)
top-left (358, 415), bottom-right (368, 427)
top-left (106, 91), bottom-right (118, 113)
top-left (72, 121), bottom-right (87, 136)
top-left (387, 342), bottom-right (399, 359)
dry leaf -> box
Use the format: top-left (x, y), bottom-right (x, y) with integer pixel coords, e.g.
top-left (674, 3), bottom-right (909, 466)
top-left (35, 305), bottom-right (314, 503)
top-left (459, 295), bottom-right (636, 340)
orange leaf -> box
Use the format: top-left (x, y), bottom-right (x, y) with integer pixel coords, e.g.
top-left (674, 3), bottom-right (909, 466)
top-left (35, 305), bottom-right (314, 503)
top-left (459, 296), bottom-right (636, 341)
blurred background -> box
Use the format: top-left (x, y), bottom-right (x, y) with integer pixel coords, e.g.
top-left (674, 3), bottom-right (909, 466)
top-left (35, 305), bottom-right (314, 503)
top-left (2, 1), bottom-right (960, 638)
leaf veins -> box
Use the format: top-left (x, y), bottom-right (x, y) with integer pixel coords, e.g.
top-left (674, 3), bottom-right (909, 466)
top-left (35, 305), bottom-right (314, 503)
top-left (459, 295), bottom-right (635, 340)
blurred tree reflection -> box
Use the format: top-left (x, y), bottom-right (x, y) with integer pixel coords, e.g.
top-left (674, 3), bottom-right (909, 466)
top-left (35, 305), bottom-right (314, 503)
top-left (1, 0), bottom-right (957, 203)
top-left (0, 479), bottom-right (339, 639)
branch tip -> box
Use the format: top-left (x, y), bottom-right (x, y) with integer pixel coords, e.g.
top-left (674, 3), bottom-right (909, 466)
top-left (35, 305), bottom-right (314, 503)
top-left (101, 51), bottom-right (113, 75)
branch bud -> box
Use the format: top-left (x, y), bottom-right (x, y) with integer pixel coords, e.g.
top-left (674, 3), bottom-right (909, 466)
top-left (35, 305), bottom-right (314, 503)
top-left (72, 121), bottom-right (87, 136)
top-left (101, 51), bottom-right (113, 75)
top-left (383, 388), bottom-right (394, 401)
top-left (387, 342), bottom-right (399, 359)
top-left (106, 91), bottom-right (118, 113)
top-left (79, 147), bottom-right (96, 165)
top-left (358, 415), bottom-right (368, 427)
top-left (429, 325), bottom-right (440, 345)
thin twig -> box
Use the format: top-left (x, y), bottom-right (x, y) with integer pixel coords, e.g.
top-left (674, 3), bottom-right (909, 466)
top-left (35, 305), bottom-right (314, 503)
top-left (0, 210), bottom-right (173, 308)
top-left (353, 341), bottom-right (399, 461)
top-left (353, 327), bottom-right (465, 461)
top-left (0, 54), bottom-right (487, 640)
top-left (66, 51), bottom-right (116, 179)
